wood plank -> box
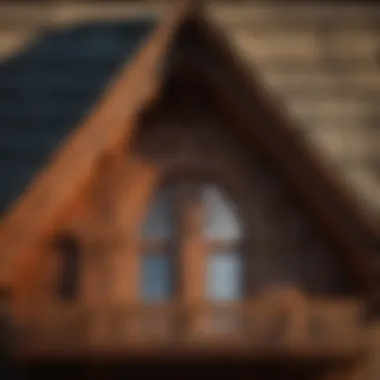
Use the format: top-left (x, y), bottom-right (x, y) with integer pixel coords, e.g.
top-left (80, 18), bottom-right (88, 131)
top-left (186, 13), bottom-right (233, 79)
top-left (179, 184), bottom-right (206, 335)
top-left (111, 157), bottom-right (160, 305)
top-left (15, 296), bottom-right (366, 361)
top-left (71, 155), bottom-right (161, 345)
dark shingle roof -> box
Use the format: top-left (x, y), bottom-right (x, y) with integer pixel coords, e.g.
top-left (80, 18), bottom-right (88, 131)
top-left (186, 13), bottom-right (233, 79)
top-left (0, 19), bottom-right (155, 216)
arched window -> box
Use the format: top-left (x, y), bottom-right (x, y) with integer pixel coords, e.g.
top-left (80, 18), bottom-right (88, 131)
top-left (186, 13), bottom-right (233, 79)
top-left (140, 180), bottom-right (243, 304)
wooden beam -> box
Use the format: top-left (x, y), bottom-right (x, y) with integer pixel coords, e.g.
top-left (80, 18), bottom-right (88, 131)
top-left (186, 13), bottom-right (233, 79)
top-left (14, 295), bottom-right (366, 360)
top-left (111, 158), bottom-right (161, 303)
top-left (179, 184), bottom-right (206, 335)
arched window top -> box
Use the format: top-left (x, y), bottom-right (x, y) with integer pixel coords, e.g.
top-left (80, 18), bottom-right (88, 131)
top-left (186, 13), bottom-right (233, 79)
top-left (141, 187), bottom-right (174, 239)
top-left (201, 184), bottom-right (242, 240)
top-left (142, 181), bottom-right (243, 240)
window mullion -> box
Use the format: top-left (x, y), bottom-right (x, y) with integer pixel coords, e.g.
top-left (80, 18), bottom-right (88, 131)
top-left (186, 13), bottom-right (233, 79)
top-left (178, 183), bottom-right (206, 332)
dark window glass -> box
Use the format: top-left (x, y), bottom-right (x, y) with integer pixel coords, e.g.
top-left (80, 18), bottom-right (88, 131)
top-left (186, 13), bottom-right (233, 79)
top-left (56, 235), bottom-right (80, 301)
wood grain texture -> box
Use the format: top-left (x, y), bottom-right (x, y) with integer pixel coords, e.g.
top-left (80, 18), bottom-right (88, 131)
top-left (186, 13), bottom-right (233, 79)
top-left (0, 0), bottom-right (192, 287)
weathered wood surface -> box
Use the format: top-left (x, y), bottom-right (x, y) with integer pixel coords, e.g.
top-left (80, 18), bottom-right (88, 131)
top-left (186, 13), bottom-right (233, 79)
top-left (0, 0), bottom-right (191, 291)
top-left (15, 295), bottom-right (365, 361)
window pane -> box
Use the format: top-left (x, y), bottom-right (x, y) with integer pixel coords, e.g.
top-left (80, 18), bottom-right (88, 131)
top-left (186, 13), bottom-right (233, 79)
top-left (206, 252), bottom-right (242, 301)
top-left (202, 185), bottom-right (242, 239)
top-left (141, 255), bottom-right (171, 302)
top-left (141, 188), bottom-right (173, 239)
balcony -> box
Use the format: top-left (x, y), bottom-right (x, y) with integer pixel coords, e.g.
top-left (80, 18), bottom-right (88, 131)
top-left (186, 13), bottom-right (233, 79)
top-left (15, 293), bottom-right (366, 362)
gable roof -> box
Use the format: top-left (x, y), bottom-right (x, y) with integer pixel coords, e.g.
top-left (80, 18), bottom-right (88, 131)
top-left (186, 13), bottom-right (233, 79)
top-left (213, 3), bottom-right (380, 220)
top-left (0, 18), bottom-right (155, 217)
top-left (0, 0), bottom-right (194, 284)
top-left (0, 0), bottom-right (379, 295)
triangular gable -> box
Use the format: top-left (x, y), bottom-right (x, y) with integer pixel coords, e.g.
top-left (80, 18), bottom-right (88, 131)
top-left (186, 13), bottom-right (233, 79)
top-left (0, 1), bottom-right (378, 295)
top-left (163, 9), bottom-right (380, 293)
top-left (0, 1), bottom-right (196, 283)
top-left (196, 14), bottom-right (380, 240)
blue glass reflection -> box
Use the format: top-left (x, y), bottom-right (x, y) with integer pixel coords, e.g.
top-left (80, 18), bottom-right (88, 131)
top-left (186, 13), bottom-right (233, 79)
top-left (141, 255), bottom-right (171, 302)
top-left (206, 252), bottom-right (242, 301)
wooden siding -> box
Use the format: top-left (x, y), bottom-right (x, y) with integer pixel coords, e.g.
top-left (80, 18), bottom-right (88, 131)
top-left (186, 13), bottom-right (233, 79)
top-left (17, 296), bottom-right (365, 361)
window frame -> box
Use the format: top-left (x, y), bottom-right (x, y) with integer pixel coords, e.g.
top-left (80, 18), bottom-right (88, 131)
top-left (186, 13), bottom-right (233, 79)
top-left (139, 178), bottom-right (246, 305)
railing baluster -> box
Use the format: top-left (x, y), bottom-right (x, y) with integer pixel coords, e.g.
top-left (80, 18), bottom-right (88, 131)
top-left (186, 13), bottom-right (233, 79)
top-left (14, 295), bottom-right (365, 359)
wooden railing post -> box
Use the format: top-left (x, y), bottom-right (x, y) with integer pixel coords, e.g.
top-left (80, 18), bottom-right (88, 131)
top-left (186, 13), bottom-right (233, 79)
top-left (179, 185), bottom-right (206, 338)
top-left (13, 294), bottom-right (366, 360)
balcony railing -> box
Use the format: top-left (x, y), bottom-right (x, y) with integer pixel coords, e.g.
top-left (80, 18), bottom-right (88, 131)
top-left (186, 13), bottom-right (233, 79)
top-left (15, 294), bottom-right (366, 360)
